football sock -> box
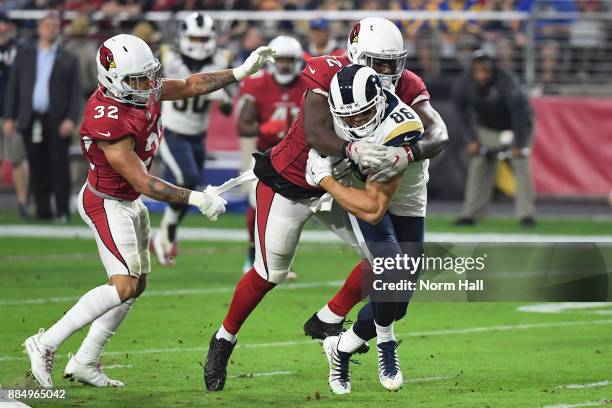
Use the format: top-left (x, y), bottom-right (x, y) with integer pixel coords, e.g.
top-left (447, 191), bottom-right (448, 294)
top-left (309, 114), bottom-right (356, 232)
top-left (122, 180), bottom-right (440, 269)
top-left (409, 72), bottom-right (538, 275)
top-left (338, 326), bottom-right (366, 354)
top-left (327, 260), bottom-right (370, 317)
top-left (375, 322), bottom-right (396, 344)
top-left (222, 268), bottom-right (275, 334)
top-left (161, 206), bottom-right (181, 243)
top-left (246, 207), bottom-right (256, 244)
top-left (39, 284), bottom-right (121, 350)
top-left (316, 304), bottom-right (344, 324)
top-left (74, 298), bottom-right (137, 364)
top-left (216, 324), bottom-right (237, 344)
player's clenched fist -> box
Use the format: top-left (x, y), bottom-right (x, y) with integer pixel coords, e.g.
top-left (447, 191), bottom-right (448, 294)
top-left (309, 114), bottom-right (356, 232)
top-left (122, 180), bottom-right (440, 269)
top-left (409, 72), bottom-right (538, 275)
top-left (306, 149), bottom-right (332, 187)
top-left (188, 190), bottom-right (227, 221)
top-left (345, 140), bottom-right (388, 173)
top-left (233, 46), bottom-right (277, 81)
top-left (369, 145), bottom-right (414, 182)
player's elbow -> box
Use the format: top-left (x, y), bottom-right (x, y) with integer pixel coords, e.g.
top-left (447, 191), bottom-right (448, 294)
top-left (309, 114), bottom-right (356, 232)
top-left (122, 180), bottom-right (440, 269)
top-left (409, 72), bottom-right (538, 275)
top-left (361, 202), bottom-right (386, 225)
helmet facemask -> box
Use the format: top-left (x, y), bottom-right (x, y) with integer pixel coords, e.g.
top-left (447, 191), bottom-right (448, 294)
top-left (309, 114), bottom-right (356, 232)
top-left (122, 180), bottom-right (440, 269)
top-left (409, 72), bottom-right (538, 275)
top-left (180, 34), bottom-right (217, 60)
top-left (361, 51), bottom-right (407, 89)
top-left (269, 56), bottom-right (301, 85)
top-left (330, 92), bottom-right (385, 140)
top-left (119, 61), bottom-right (163, 106)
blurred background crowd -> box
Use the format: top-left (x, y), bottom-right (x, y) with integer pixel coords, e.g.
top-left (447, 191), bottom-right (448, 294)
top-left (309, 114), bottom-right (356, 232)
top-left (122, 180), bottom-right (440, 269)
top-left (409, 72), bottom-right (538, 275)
top-left (0, 0), bottom-right (610, 223)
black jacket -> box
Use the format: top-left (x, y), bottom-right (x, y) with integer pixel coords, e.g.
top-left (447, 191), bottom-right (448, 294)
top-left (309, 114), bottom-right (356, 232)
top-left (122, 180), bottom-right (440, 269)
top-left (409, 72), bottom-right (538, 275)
top-left (4, 42), bottom-right (82, 132)
top-left (452, 68), bottom-right (534, 148)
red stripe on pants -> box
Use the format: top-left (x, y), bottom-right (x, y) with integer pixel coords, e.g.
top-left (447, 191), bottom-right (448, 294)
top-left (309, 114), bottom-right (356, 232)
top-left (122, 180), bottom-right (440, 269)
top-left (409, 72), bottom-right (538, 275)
top-left (83, 188), bottom-right (129, 273)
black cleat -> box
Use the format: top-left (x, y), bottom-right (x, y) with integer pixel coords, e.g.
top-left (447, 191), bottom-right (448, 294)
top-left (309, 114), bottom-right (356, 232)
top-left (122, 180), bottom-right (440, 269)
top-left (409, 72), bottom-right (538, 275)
top-left (204, 332), bottom-right (236, 392)
top-left (304, 313), bottom-right (344, 339)
top-left (519, 216), bottom-right (537, 228)
top-left (454, 217), bottom-right (476, 226)
top-left (303, 313), bottom-right (370, 354)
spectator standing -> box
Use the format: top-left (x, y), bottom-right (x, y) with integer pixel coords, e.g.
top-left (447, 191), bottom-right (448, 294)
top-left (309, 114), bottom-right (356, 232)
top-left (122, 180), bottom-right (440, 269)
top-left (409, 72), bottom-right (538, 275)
top-left (3, 12), bottom-right (81, 222)
top-left (0, 14), bottom-right (29, 219)
top-left (305, 18), bottom-right (343, 58)
top-left (453, 50), bottom-right (536, 227)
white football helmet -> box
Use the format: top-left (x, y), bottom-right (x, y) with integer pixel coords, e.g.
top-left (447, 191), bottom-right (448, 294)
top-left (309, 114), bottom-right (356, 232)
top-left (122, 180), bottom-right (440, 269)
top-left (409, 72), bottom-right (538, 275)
top-left (179, 12), bottom-right (216, 60)
top-left (329, 65), bottom-right (386, 140)
top-left (268, 35), bottom-right (303, 85)
top-left (346, 17), bottom-right (407, 89)
top-left (96, 34), bottom-right (162, 107)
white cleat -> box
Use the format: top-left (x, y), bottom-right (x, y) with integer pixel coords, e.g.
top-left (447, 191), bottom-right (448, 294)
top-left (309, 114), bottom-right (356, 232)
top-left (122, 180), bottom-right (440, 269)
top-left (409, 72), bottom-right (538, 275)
top-left (377, 340), bottom-right (403, 391)
top-left (64, 355), bottom-right (125, 387)
top-left (286, 271), bottom-right (298, 281)
top-left (150, 230), bottom-right (175, 267)
top-left (323, 335), bottom-right (352, 395)
top-left (23, 329), bottom-right (55, 389)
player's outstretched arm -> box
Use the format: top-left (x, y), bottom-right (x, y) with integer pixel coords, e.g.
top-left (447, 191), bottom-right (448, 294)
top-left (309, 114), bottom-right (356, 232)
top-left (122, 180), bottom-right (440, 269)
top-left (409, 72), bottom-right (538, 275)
top-left (161, 46), bottom-right (276, 101)
top-left (97, 137), bottom-right (226, 220)
top-left (307, 150), bottom-right (401, 225)
top-left (412, 100), bottom-right (449, 161)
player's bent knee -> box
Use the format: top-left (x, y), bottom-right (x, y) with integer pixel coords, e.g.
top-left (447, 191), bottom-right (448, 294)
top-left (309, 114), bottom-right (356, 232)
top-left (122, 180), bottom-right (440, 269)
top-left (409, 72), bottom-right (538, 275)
top-left (109, 275), bottom-right (139, 301)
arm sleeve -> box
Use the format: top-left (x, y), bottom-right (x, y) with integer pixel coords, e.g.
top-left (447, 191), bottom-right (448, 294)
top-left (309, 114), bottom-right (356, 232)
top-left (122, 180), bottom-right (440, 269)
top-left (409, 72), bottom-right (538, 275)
top-left (3, 49), bottom-right (20, 120)
top-left (452, 77), bottom-right (478, 142)
top-left (397, 70), bottom-right (430, 106)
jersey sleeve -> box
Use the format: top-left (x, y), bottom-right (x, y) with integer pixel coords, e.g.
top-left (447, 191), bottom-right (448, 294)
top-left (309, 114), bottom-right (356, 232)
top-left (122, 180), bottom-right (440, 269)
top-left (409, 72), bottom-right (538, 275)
top-left (301, 56), bottom-right (345, 96)
top-left (383, 109), bottom-right (424, 147)
top-left (396, 70), bottom-right (431, 106)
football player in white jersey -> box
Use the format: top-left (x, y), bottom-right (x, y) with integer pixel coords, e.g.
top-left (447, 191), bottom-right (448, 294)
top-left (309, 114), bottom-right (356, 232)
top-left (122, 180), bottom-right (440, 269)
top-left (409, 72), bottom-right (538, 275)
top-left (306, 65), bottom-right (426, 394)
top-left (151, 12), bottom-right (233, 266)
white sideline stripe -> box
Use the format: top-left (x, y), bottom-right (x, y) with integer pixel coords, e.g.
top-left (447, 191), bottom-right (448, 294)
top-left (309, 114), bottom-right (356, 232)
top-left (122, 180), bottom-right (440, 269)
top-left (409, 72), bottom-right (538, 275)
top-left (3, 319), bottom-right (612, 363)
top-left (0, 280), bottom-right (344, 306)
top-left (541, 400), bottom-right (610, 408)
top-left (558, 380), bottom-right (611, 389)
top-left (1, 225), bottom-right (611, 243)
top-left (406, 375), bottom-right (452, 383)
top-left (104, 364), bottom-right (133, 369)
top-left (517, 303), bottom-right (612, 314)
top-left (230, 370), bottom-right (295, 378)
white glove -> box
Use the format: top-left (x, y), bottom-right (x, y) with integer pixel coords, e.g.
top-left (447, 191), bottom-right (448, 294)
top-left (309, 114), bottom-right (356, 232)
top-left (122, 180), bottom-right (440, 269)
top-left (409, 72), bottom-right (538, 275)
top-left (306, 149), bottom-right (332, 187)
top-left (188, 190), bottom-right (227, 221)
top-left (369, 146), bottom-right (414, 183)
top-left (345, 140), bottom-right (389, 173)
top-left (232, 46), bottom-right (276, 81)
top-left (330, 157), bottom-right (352, 184)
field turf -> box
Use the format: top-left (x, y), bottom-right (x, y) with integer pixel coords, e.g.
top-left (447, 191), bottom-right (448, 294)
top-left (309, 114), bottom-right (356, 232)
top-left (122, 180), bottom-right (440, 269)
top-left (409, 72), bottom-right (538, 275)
top-left (0, 214), bottom-right (611, 407)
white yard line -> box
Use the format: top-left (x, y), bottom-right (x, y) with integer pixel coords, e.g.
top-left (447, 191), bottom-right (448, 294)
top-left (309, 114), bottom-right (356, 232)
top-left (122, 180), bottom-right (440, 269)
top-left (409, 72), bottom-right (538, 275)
top-left (230, 370), bottom-right (295, 378)
top-left (517, 303), bottom-right (612, 314)
top-left (1, 225), bottom-right (611, 243)
top-left (104, 364), bottom-right (133, 369)
top-left (406, 375), bottom-right (452, 383)
top-left (0, 280), bottom-right (344, 306)
top-left (541, 400), bottom-right (611, 408)
top-left (2, 319), bottom-right (611, 363)
top-left (558, 381), bottom-right (611, 390)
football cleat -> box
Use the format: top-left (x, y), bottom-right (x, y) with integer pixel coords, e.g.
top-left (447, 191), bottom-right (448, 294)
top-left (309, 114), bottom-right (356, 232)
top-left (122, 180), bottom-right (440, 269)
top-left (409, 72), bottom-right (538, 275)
top-left (303, 313), bottom-right (369, 354)
top-left (377, 340), bottom-right (403, 391)
top-left (150, 230), bottom-right (176, 266)
top-left (323, 335), bottom-right (352, 395)
top-left (23, 329), bottom-right (55, 389)
top-left (286, 270), bottom-right (298, 280)
top-left (64, 354), bottom-right (124, 387)
top-left (204, 332), bottom-right (236, 391)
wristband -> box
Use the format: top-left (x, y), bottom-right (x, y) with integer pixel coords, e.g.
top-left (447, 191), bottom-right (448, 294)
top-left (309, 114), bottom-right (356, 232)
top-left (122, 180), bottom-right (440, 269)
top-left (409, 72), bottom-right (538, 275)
top-left (188, 191), bottom-right (202, 206)
top-left (232, 66), bottom-right (247, 81)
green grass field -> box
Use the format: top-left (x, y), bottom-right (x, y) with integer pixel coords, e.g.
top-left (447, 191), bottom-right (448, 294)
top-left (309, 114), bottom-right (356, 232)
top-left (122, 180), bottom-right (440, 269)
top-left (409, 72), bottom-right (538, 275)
top-left (1, 214), bottom-right (611, 407)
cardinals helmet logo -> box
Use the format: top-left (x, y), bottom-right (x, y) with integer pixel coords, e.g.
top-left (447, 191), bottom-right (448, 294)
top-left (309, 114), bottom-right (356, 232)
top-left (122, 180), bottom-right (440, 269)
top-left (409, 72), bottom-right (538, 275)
top-left (349, 22), bottom-right (360, 44)
top-left (99, 45), bottom-right (116, 70)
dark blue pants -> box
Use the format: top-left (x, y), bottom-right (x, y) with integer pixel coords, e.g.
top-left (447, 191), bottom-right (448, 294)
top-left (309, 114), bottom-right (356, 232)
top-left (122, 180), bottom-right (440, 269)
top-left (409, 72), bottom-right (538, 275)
top-left (352, 214), bottom-right (425, 341)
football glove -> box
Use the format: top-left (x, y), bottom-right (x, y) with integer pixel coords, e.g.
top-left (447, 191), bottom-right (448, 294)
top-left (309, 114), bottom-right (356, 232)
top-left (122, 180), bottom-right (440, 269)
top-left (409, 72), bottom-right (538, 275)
top-left (306, 149), bottom-right (332, 187)
top-left (369, 145), bottom-right (415, 183)
top-left (345, 140), bottom-right (388, 173)
top-left (188, 190), bottom-right (227, 221)
top-left (233, 46), bottom-right (276, 81)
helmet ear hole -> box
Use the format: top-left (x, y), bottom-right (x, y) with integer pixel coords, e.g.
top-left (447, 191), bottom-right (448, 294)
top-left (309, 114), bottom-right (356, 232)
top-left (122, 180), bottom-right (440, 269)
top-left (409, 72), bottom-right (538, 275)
top-left (105, 76), bottom-right (113, 83)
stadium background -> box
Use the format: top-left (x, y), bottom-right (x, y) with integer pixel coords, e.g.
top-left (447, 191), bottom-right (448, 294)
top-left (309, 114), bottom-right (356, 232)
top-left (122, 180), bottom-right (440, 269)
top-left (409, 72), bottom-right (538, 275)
top-left (0, 2), bottom-right (611, 407)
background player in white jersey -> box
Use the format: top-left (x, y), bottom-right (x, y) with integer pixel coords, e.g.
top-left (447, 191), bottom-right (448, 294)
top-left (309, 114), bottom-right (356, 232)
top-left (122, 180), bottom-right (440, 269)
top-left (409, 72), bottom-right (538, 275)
top-left (151, 12), bottom-right (233, 266)
top-left (22, 33), bottom-right (275, 389)
top-left (306, 65), bottom-right (425, 394)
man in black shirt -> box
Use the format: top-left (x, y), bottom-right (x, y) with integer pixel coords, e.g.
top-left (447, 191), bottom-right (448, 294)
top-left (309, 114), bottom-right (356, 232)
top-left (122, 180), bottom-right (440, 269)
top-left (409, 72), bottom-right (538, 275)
top-left (453, 50), bottom-right (536, 227)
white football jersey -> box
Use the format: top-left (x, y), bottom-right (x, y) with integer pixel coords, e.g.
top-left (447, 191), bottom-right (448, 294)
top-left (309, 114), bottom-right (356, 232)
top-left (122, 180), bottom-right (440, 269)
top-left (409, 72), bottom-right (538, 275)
top-left (334, 90), bottom-right (430, 217)
top-left (160, 45), bottom-right (232, 136)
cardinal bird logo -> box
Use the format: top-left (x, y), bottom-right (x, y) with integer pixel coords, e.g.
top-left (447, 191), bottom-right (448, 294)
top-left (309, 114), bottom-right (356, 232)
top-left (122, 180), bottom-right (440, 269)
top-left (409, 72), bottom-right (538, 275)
top-left (99, 45), bottom-right (116, 70)
top-left (349, 22), bottom-right (360, 44)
